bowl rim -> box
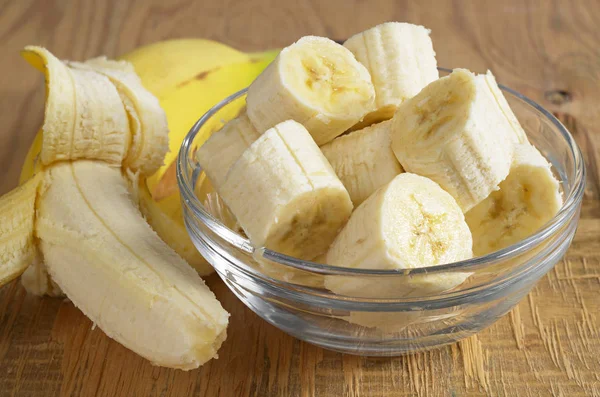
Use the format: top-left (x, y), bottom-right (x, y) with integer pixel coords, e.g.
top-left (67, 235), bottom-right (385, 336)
top-left (176, 68), bottom-right (586, 277)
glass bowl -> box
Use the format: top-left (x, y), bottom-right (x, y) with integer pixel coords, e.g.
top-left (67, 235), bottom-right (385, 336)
top-left (176, 69), bottom-right (585, 356)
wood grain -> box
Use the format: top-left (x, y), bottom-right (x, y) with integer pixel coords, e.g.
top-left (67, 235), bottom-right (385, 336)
top-left (1, 0), bottom-right (599, 396)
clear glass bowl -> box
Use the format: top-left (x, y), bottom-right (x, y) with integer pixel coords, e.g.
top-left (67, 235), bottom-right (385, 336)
top-left (176, 70), bottom-right (585, 356)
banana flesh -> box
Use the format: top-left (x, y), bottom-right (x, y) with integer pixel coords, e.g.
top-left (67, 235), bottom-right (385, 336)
top-left (325, 173), bottom-right (472, 299)
top-left (321, 119), bottom-right (403, 206)
top-left (36, 161), bottom-right (228, 370)
top-left (466, 144), bottom-right (562, 256)
top-left (219, 120), bottom-right (353, 260)
top-left (22, 47), bottom-right (130, 166)
top-left (344, 22), bottom-right (439, 126)
top-left (70, 57), bottom-right (169, 176)
top-left (391, 68), bottom-right (515, 213)
top-left (197, 111), bottom-right (261, 188)
top-left (0, 174), bottom-right (43, 285)
top-left (246, 36), bottom-right (375, 145)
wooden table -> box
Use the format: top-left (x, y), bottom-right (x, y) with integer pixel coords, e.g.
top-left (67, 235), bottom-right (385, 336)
top-left (1, 1), bottom-right (599, 395)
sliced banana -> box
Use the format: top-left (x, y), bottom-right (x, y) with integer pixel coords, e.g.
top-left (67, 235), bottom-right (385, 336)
top-left (0, 174), bottom-right (43, 286)
top-left (391, 68), bottom-right (515, 213)
top-left (197, 111), bottom-right (261, 188)
top-left (22, 47), bottom-right (130, 166)
top-left (344, 22), bottom-right (438, 127)
top-left (325, 173), bottom-right (472, 299)
top-left (246, 36), bottom-right (375, 145)
top-left (219, 120), bottom-right (353, 260)
top-left (321, 119), bottom-right (403, 205)
top-left (36, 161), bottom-right (229, 369)
top-left (466, 144), bottom-right (562, 256)
top-left (70, 57), bottom-right (169, 176)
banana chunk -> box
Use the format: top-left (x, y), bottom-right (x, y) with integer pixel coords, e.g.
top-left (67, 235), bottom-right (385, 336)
top-left (22, 47), bottom-right (130, 166)
top-left (466, 144), bottom-right (562, 256)
top-left (391, 68), bottom-right (515, 212)
top-left (321, 119), bottom-right (403, 206)
top-left (344, 22), bottom-right (438, 126)
top-left (0, 174), bottom-right (43, 286)
top-left (219, 120), bottom-right (353, 260)
top-left (36, 161), bottom-right (228, 370)
top-left (197, 112), bottom-right (261, 188)
top-left (246, 36), bottom-right (375, 145)
top-left (325, 173), bottom-right (472, 299)
top-left (70, 57), bottom-right (169, 176)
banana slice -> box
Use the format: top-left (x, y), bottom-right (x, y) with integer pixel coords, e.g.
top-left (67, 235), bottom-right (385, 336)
top-left (196, 112), bottom-right (261, 188)
top-left (219, 120), bottom-right (353, 260)
top-left (246, 36), bottom-right (375, 145)
top-left (466, 144), bottom-right (562, 256)
top-left (36, 161), bottom-right (228, 370)
top-left (22, 47), bottom-right (130, 166)
top-left (325, 173), bottom-right (472, 299)
top-left (321, 119), bottom-right (403, 205)
top-left (70, 57), bottom-right (169, 176)
top-left (391, 68), bottom-right (515, 213)
top-left (344, 22), bottom-right (438, 127)
top-left (0, 174), bottom-right (43, 286)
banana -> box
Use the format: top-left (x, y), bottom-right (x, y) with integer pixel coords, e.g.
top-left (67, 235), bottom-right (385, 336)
top-left (218, 120), bottom-right (353, 260)
top-left (466, 144), bottom-right (562, 256)
top-left (196, 111), bottom-right (261, 188)
top-left (69, 57), bottom-right (169, 176)
top-left (246, 36), bottom-right (375, 145)
top-left (118, 39), bottom-right (252, 98)
top-left (36, 161), bottom-right (228, 370)
top-left (320, 119), bottom-right (403, 205)
top-left (344, 22), bottom-right (439, 127)
top-left (324, 173), bottom-right (472, 299)
top-left (22, 47), bottom-right (130, 166)
top-left (391, 68), bottom-right (515, 213)
top-left (0, 173), bottom-right (43, 286)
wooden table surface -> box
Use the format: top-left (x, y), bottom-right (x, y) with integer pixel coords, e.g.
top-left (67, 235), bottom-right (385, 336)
top-left (1, 1), bottom-right (599, 396)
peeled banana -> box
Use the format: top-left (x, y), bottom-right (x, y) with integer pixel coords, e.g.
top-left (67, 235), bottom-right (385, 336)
top-left (466, 144), bottom-right (562, 256)
top-left (321, 119), bottom-right (403, 206)
top-left (0, 46), bottom-right (230, 370)
top-left (391, 68), bottom-right (515, 213)
top-left (325, 173), bottom-right (472, 298)
top-left (344, 22), bottom-right (438, 127)
top-left (246, 36), bottom-right (375, 145)
top-left (219, 120), bottom-right (353, 260)
top-left (37, 161), bottom-right (228, 369)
